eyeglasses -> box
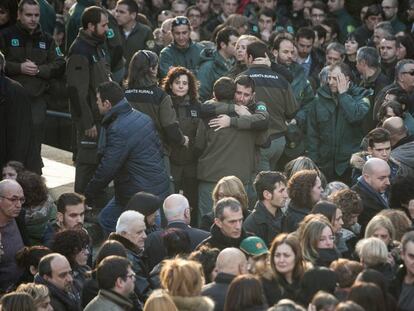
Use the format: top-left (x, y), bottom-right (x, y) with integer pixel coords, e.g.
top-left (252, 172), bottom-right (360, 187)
top-left (172, 16), bottom-right (190, 27)
top-left (125, 272), bottom-right (136, 279)
top-left (401, 70), bottom-right (414, 76)
top-left (0, 195), bottom-right (25, 204)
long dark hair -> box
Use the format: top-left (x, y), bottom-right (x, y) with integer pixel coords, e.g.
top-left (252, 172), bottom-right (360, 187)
top-left (223, 274), bottom-right (266, 311)
top-left (126, 50), bottom-right (158, 88)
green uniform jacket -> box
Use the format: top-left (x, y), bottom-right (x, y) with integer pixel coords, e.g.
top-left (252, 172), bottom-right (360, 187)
top-left (197, 48), bottom-right (235, 102)
top-left (0, 22), bottom-right (65, 97)
top-left (120, 22), bottom-right (154, 71)
top-left (195, 101), bottom-right (269, 183)
top-left (306, 84), bottom-right (372, 177)
top-left (288, 62), bottom-right (314, 127)
top-left (242, 64), bottom-right (299, 138)
top-left (159, 41), bottom-right (203, 77)
top-left (66, 29), bottom-right (111, 131)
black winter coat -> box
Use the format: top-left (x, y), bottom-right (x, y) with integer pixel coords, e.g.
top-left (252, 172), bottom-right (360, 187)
top-left (201, 273), bottom-right (235, 311)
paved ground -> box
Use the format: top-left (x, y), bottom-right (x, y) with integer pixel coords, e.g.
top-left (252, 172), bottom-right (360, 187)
top-left (41, 144), bottom-right (75, 200)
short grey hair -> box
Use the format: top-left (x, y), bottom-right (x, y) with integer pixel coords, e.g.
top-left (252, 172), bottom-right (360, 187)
top-left (214, 197), bottom-right (241, 220)
top-left (374, 21), bottom-right (394, 36)
top-left (326, 42), bottom-right (346, 58)
top-left (116, 210), bottom-right (145, 233)
top-left (356, 47), bottom-right (380, 68)
top-left (395, 59), bottom-right (414, 79)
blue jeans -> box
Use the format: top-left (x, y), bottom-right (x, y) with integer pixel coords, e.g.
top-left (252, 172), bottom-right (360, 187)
top-left (99, 197), bottom-right (161, 235)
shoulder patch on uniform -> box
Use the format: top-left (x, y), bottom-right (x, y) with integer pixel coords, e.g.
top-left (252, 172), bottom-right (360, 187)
top-left (347, 25), bottom-right (355, 34)
top-left (256, 104), bottom-right (267, 111)
top-left (55, 46), bottom-right (64, 57)
top-left (106, 28), bottom-right (115, 39)
top-left (11, 38), bottom-right (19, 46)
top-left (146, 40), bottom-right (155, 50)
top-left (39, 42), bottom-right (46, 49)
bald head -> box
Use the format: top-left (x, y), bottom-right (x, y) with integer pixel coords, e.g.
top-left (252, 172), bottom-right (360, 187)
top-left (382, 116), bottom-right (407, 145)
top-left (0, 179), bottom-right (22, 196)
top-left (216, 247), bottom-right (247, 275)
top-left (362, 158), bottom-right (391, 193)
top-left (163, 194), bottom-right (190, 224)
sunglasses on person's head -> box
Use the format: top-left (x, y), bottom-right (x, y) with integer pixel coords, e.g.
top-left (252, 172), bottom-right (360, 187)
top-left (172, 16), bottom-right (190, 27)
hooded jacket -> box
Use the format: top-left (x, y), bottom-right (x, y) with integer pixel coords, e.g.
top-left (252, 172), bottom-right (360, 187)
top-left (307, 84), bottom-right (372, 177)
top-left (197, 48), bottom-right (235, 101)
top-left (172, 295), bottom-right (215, 311)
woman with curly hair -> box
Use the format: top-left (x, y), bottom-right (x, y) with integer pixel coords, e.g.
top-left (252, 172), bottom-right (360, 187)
top-left (162, 66), bottom-right (201, 222)
top-left (17, 171), bottom-right (57, 245)
top-left (200, 175), bottom-right (249, 231)
top-left (51, 229), bottom-right (91, 288)
top-left (285, 170), bottom-right (323, 232)
top-left (262, 233), bottom-right (309, 306)
top-left (330, 189), bottom-right (363, 258)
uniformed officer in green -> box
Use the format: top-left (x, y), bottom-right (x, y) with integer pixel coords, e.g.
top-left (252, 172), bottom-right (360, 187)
top-left (66, 6), bottom-right (111, 194)
top-left (0, 0), bottom-right (65, 169)
top-left (307, 62), bottom-right (372, 183)
top-left (114, 0), bottom-right (154, 73)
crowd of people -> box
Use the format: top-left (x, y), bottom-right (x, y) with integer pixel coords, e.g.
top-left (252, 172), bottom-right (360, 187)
top-left (1, 0), bottom-right (414, 310)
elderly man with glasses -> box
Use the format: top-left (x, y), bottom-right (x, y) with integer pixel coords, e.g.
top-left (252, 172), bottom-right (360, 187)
top-left (159, 16), bottom-right (204, 77)
top-left (0, 179), bottom-right (25, 293)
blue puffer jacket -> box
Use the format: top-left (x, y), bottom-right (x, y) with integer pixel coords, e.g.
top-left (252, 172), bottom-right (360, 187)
top-left (85, 99), bottom-right (170, 206)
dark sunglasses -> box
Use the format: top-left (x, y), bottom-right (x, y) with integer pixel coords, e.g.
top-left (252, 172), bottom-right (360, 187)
top-left (172, 16), bottom-right (190, 27)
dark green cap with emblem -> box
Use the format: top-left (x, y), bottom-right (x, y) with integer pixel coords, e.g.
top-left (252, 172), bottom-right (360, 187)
top-left (240, 236), bottom-right (268, 257)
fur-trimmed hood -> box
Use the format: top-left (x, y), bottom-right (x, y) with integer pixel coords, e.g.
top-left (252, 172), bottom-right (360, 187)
top-left (172, 295), bottom-right (214, 311)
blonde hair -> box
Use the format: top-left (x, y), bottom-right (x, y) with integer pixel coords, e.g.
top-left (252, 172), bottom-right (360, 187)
top-left (364, 215), bottom-right (396, 242)
top-left (15, 283), bottom-right (49, 307)
top-left (212, 176), bottom-right (248, 211)
top-left (143, 289), bottom-right (178, 311)
top-left (160, 258), bottom-right (204, 296)
top-left (299, 217), bottom-right (333, 264)
top-left (237, 34), bottom-right (260, 45)
top-left (356, 237), bottom-right (388, 267)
